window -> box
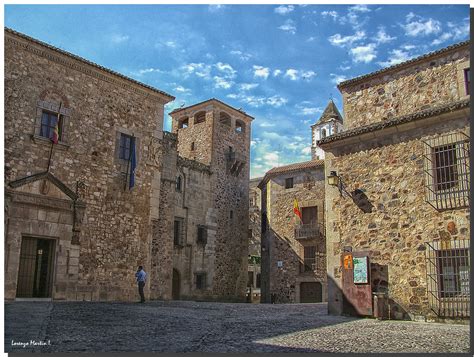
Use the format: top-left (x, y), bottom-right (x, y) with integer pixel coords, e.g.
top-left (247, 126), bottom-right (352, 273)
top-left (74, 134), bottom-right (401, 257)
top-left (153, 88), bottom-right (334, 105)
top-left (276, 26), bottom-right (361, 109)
top-left (235, 120), bottom-right (245, 133)
top-left (119, 133), bottom-right (134, 160)
top-left (437, 248), bottom-right (469, 298)
top-left (433, 144), bottom-right (457, 191)
top-left (230, 210), bottom-right (233, 219)
top-left (176, 176), bottom-right (182, 192)
top-left (285, 177), bottom-right (293, 189)
top-left (178, 117), bottom-right (189, 129)
top-left (195, 272), bottom-right (206, 290)
top-left (464, 68), bottom-right (470, 95)
top-left (302, 206), bottom-right (317, 225)
top-left (191, 142), bottom-right (195, 151)
top-left (197, 225), bottom-right (207, 245)
top-left (302, 246), bottom-right (316, 272)
top-left (40, 110), bottom-right (63, 141)
top-left (194, 111), bottom-right (206, 124)
top-left (256, 273), bottom-right (261, 288)
top-left (321, 128), bottom-right (327, 138)
top-left (247, 272), bottom-right (254, 287)
top-left (220, 112), bottom-right (231, 126)
top-left (174, 219), bottom-right (184, 247)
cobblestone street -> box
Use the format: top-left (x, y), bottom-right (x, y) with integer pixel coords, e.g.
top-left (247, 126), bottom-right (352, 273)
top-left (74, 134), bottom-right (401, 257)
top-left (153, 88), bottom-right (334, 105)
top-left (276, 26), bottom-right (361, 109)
top-left (4, 301), bottom-right (470, 353)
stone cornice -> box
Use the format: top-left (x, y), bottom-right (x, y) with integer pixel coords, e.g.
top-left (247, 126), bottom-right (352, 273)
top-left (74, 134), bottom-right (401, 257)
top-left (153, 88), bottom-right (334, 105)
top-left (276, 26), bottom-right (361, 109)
top-left (5, 28), bottom-right (175, 104)
top-left (338, 41), bottom-right (469, 90)
top-left (318, 99), bottom-right (470, 148)
top-left (170, 98), bottom-right (254, 121)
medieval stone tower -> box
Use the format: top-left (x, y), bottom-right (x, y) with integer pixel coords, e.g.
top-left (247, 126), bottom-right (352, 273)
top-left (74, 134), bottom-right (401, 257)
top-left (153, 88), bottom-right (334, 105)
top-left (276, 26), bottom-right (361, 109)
top-left (311, 100), bottom-right (344, 160)
top-left (170, 99), bottom-right (253, 301)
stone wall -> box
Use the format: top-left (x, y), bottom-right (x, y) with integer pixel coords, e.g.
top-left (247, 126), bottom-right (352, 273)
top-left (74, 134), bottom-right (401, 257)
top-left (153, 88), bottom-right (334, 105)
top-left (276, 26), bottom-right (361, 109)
top-left (324, 117), bottom-right (470, 320)
top-left (249, 178), bottom-right (262, 256)
top-left (261, 168), bottom-right (326, 303)
top-left (340, 45), bottom-right (469, 130)
top-left (4, 30), bottom-right (173, 301)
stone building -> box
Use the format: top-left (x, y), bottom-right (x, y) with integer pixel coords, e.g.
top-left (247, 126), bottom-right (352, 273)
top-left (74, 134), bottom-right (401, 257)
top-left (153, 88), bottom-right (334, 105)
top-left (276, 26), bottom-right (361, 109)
top-left (4, 28), bottom-right (252, 302)
top-left (311, 100), bottom-right (344, 160)
top-left (248, 178), bottom-right (262, 302)
top-left (259, 160), bottom-right (327, 304)
top-left (319, 41), bottom-right (470, 321)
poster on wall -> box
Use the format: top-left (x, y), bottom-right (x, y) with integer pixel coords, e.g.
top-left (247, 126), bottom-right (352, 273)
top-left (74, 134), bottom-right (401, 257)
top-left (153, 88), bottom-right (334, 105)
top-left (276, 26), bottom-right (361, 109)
top-left (353, 256), bottom-right (369, 284)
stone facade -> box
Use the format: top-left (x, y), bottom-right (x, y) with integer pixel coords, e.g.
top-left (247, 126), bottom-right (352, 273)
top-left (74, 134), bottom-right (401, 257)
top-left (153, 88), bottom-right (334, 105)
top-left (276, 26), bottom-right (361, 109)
top-left (320, 41), bottom-right (470, 322)
top-left (170, 99), bottom-right (253, 301)
top-left (5, 29), bottom-right (253, 303)
top-left (5, 28), bottom-right (174, 301)
top-left (339, 41), bottom-right (469, 130)
top-left (248, 178), bottom-right (262, 302)
top-left (259, 161), bottom-right (327, 304)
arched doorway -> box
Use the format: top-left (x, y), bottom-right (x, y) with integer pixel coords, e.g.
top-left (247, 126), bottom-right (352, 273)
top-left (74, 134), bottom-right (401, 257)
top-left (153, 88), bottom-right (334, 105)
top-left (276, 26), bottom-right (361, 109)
top-left (172, 269), bottom-right (180, 300)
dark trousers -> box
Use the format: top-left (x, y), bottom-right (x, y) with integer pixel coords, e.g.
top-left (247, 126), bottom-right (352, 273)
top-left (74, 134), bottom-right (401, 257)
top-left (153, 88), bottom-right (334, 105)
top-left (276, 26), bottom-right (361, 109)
top-left (138, 281), bottom-right (145, 302)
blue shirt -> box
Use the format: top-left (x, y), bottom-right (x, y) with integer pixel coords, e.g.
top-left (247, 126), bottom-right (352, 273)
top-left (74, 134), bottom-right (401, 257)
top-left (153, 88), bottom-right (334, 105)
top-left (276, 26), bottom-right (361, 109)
top-left (135, 270), bottom-right (146, 283)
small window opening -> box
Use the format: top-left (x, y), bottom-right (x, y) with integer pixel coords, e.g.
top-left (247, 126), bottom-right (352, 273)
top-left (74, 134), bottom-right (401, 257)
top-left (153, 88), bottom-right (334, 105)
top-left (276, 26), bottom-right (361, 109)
top-left (176, 176), bottom-right (182, 192)
top-left (178, 117), bottom-right (189, 129)
top-left (195, 272), bottom-right (206, 290)
top-left (191, 142), bottom-right (195, 151)
top-left (321, 128), bottom-right (327, 138)
top-left (235, 120), bottom-right (245, 133)
top-left (220, 112), bottom-right (231, 126)
top-left (464, 68), bottom-right (470, 95)
top-left (194, 111), bottom-right (206, 124)
top-left (285, 177), bottom-right (294, 189)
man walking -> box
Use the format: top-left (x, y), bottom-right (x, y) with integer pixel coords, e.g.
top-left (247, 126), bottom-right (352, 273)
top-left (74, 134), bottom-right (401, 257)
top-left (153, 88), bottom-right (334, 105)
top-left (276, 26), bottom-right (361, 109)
top-left (135, 266), bottom-right (147, 303)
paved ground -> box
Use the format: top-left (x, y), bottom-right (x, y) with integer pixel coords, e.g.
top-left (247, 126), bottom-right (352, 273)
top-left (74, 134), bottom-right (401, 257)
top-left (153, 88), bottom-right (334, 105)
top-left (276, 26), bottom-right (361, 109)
top-left (4, 301), bottom-right (470, 353)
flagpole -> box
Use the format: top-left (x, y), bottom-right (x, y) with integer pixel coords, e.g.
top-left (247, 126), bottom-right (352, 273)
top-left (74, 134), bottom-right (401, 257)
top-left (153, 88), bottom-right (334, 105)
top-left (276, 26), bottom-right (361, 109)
top-left (47, 101), bottom-right (62, 172)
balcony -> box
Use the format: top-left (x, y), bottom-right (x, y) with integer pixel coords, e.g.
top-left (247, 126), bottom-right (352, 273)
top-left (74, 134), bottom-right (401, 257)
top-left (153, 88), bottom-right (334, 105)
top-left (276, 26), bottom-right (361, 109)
top-left (226, 151), bottom-right (246, 175)
top-left (294, 223), bottom-right (322, 240)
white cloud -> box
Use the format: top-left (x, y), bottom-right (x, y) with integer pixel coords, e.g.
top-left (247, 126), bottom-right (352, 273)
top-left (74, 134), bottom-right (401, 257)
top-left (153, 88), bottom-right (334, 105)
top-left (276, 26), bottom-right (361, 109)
top-left (328, 31), bottom-right (366, 47)
top-left (339, 65), bottom-right (351, 71)
top-left (240, 83), bottom-right (259, 91)
top-left (301, 107), bottom-right (322, 115)
top-left (330, 73), bottom-right (348, 85)
top-left (250, 140), bottom-right (257, 147)
top-left (111, 34), bottom-right (129, 44)
top-left (349, 5), bottom-right (371, 13)
top-left (301, 146), bottom-right (312, 155)
top-left (321, 10), bottom-right (338, 20)
top-left (213, 76), bottom-right (234, 89)
top-left (350, 43), bottom-right (377, 63)
top-left (373, 27), bottom-right (396, 44)
top-left (431, 33), bottom-right (453, 46)
top-left (285, 69), bottom-right (299, 80)
top-left (174, 85), bottom-right (190, 93)
top-left (226, 93), bottom-right (238, 99)
top-left (273, 69), bottom-right (282, 77)
top-left (432, 20), bottom-right (469, 45)
top-left (403, 13), bottom-right (442, 37)
top-left (275, 5), bottom-right (295, 15)
top-left (215, 62), bottom-right (236, 78)
top-left (208, 5), bottom-right (225, 12)
top-left (230, 50), bottom-right (252, 61)
top-left (264, 152), bottom-right (280, 166)
top-left (182, 63), bottom-right (212, 79)
top-left (267, 96), bottom-right (288, 107)
top-left (164, 41), bottom-right (176, 48)
top-left (301, 70), bottom-right (316, 80)
top-left (253, 65), bottom-right (270, 79)
top-left (306, 36), bottom-right (317, 42)
top-left (278, 19), bottom-right (297, 34)
top-left (137, 68), bottom-right (162, 75)
top-left (377, 49), bottom-right (413, 67)
top-left (259, 121), bottom-right (276, 128)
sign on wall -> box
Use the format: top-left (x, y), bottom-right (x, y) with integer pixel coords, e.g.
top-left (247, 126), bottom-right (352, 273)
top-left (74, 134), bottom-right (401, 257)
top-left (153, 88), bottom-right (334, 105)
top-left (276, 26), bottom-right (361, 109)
top-left (353, 256), bottom-right (369, 284)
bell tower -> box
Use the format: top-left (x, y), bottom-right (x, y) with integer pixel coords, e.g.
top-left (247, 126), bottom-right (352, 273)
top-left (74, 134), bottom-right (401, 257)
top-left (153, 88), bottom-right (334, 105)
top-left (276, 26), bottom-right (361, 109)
top-left (311, 100), bottom-right (344, 160)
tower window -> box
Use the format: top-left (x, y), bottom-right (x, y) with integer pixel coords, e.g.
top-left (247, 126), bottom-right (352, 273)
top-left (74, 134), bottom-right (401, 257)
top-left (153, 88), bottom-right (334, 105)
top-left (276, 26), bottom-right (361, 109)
top-left (178, 117), bottom-right (189, 129)
top-left (235, 120), bottom-right (245, 133)
top-left (220, 112), bottom-right (231, 126)
top-left (191, 142), bottom-right (195, 151)
top-left (321, 128), bottom-right (327, 138)
top-left (194, 111), bottom-right (206, 124)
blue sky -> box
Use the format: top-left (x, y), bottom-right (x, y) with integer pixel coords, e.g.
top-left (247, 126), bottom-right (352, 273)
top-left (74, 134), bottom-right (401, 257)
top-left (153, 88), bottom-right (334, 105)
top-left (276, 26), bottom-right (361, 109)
top-left (5, 4), bottom-right (470, 178)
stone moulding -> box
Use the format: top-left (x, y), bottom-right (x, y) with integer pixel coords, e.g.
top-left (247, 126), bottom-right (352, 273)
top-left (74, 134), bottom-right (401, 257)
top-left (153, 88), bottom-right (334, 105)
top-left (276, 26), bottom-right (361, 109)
top-left (338, 40), bottom-right (470, 89)
top-left (170, 98), bottom-right (254, 120)
top-left (177, 156), bottom-right (212, 174)
top-left (5, 28), bottom-right (175, 103)
top-left (318, 99), bottom-right (470, 147)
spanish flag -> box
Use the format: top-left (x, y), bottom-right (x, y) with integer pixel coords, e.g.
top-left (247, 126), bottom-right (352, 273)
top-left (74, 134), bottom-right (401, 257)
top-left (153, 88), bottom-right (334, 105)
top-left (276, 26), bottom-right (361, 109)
top-left (293, 198), bottom-right (302, 222)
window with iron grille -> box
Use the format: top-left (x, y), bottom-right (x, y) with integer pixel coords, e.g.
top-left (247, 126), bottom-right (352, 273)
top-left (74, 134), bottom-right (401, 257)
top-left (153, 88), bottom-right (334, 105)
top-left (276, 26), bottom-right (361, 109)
top-left (302, 246), bottom-right (316, 272)
top-left (195, 272), bottom-right (206, 290)
top-left (174, 218), bottom-right (184, 247)
top-left (425, 239), bottom-right (470, 317)
top-left (40, 110), bottom-right (63, 141)
top-left (422, 132), bottom-right (470, 210)
top-left (197, 225), bottom-right (207, 245)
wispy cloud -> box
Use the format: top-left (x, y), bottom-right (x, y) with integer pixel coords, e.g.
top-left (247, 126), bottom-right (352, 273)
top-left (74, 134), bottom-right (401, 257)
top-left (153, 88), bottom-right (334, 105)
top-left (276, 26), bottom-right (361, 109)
top-left (321, 10), bottom-right (338, 20)
top-left (240, 83), bottom-right (259, 91)
top-left (377, 48), bottom-right (414, 67)
top-left (253, 65), bottom-right (270, 79)
top-left (328, 31), bottom-right (366, 47)
top-left (349, 5), bottom-right (371, 13)
top-left (274, 5), bottom-right (295, 15)
top-left (278, 19), bottom-right (297, 34)
top-left (227, 93), bottom-right (287, 108)
top-left (432, 20), bottom-right (469, 45)
top-left (273, 69), bottom-right (282, 77)
top-left (111, 34), bottom-right (129, 44)
top-left (285, 69), bottom-right (298, 80)
top-left (402, 12), bottom-right (442, 37)
top-left (373, 27), bottom-right (396, 44)
top-left (284, 69), bottom-right (317, 81)
top-left (215, 62), bottom-right (237, 78)
top-left (330, 73), bottom-right (348, 85)
top-left (134, 68), bottom-right (162, 76)
top-left (230, 50), bottom-right (252, 61)
top-left (213, 76), bottom-right (234, 89)
top-left (174, 85), bottom-right (191, 94)
top-left (182, 63), bottom-right (212, 79)
top-left (350, 43), bottom-right (377, 63)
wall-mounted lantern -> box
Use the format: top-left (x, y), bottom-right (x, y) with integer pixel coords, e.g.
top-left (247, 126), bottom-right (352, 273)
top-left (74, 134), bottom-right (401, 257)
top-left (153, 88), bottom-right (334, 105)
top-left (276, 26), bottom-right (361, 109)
top-left (327, 171), bottom-right (339, 187)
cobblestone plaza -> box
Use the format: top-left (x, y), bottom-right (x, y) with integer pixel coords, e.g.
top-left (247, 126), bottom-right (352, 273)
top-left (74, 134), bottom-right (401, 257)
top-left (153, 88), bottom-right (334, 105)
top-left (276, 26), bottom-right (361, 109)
top-left (5, 301), bottom-right (469, 353)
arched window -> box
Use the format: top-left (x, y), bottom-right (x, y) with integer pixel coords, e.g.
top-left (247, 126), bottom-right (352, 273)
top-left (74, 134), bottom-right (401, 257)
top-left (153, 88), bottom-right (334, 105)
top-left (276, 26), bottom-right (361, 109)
top-left (219, 112), bottom-right (231, 126)
top-left (178, 117), bottom-right (189, 129)
top-left (235, 120), bottom-right (245, 133)
top-left (321, 128), bottom-right (327, 138)
top-left (176, 175), bottom-right (182, 192)
top-left (194, 111), bottom-right (206, 124)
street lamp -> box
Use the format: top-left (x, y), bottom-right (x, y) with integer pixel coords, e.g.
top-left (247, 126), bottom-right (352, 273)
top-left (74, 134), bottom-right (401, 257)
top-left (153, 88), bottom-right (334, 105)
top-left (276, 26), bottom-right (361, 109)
top-left (327, 171), bottom-right (339, 187)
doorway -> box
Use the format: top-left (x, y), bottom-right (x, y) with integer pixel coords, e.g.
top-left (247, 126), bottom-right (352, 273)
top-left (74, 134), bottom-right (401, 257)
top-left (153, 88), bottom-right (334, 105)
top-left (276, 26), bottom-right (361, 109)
top-left (300, 282), bottom-right (322, 303)
top-left (172, 269), bottom-right (180, 300)
top-left (16, 237), bottom-right (56, 298)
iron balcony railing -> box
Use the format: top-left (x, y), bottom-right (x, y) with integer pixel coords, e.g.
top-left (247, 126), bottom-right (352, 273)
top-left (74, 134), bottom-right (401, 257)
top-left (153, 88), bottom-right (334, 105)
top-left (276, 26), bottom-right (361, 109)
top-left (294, 223), bottom-right (323, 240)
